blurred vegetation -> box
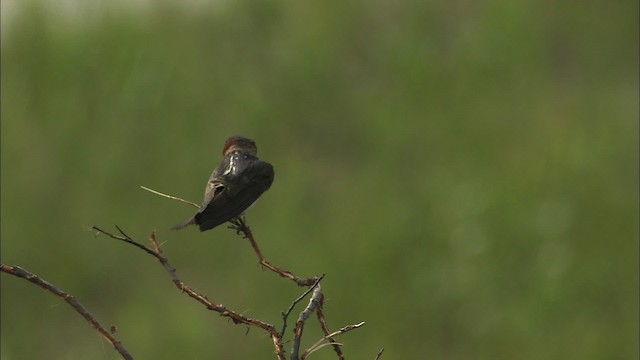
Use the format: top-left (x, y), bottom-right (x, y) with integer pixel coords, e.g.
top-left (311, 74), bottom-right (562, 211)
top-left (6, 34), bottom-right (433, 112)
top-left (1, 0), bottom-right (637, 359)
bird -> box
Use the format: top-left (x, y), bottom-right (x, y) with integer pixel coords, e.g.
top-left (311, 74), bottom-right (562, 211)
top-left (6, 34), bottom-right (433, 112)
top-left (171, 136), bottom-right (274, 232)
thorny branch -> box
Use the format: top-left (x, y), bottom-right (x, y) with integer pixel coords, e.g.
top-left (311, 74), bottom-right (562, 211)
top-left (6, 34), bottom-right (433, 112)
top-left (93, 223), bottom-right (369, 359)
top-left (4, 184), bottom-right (370, 359)
top-left (0, 263), bottom-right (134, 360)
top-left (91, 226), bottom-right (286, 359)
top-left (2, 190), bottom-right (375, 359)
top-left (138, 185), bottom-right (369, 359)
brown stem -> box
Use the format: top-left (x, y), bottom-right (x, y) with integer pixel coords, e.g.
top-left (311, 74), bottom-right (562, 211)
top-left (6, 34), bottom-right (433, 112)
top-left (1, 263), bottom-right (134, 360)
top-left (230, 217), bottom-right (318, 287)
top-left (92, 226), bottom-right (285, 360)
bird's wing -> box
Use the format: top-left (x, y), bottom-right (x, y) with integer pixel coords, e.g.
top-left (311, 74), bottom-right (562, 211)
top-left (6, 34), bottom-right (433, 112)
top-left (195, 162), bottom-right (274, 231)
top-left (202, 180), bottom-right (225, 208)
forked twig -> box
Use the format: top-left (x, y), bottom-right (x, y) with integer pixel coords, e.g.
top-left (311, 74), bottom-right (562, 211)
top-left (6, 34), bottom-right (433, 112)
top-left (3, 182), bottom-right (375, 360)
top-left (281, 275), bottom-right (324, 337)
top-left (301, 322), bottom-right (366, 359)
top-left (132, 185), bottom-right (370, 358)
top-left (92, 226), bottom-right (285, 359)
top-left (291, 286), bottom-right (324, 360)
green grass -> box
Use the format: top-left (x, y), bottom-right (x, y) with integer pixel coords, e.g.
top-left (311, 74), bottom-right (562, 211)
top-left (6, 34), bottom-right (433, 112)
top-left (1, 1), bottom-right (638, 359)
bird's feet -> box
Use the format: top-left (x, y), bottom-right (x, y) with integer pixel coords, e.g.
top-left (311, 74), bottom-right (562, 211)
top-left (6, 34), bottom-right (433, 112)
top-left (228, 216), bottom-right (250, 237)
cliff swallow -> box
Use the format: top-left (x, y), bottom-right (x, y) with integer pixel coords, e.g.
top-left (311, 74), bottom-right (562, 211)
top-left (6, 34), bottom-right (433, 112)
top-left (171, 136), bottom-right (274, 232)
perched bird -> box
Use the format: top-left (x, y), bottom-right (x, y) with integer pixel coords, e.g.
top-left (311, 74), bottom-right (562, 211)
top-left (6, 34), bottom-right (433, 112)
top-left (171, 136), bottom-right (274, 232)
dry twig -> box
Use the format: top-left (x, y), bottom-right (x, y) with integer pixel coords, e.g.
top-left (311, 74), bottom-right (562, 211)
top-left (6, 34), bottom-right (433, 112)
top-left (140, 185), bottom-right (200, 208)
top-left (281, 275), bottom-right (324, 336)
top-left (131, 185), bottom-right (369, 358)
top-left (301, 322), bottom-right (366, 359)
top-left (0, 263), bottom-right (134, 360)
top-left (317, 302), bottom-right (344, 359)
top-left (291, 285), bottom-right (324, 360)
top-left (91, 226), bottom-right (286, 359)
top-left (2, 184), bottom-right (374, 360)
top-left (229, 217), bottom-right (319, 287)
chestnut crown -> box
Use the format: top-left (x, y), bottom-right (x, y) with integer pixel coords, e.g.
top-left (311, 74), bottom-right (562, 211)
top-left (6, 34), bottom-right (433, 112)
top-left (222, 136), bottom-right (258, 156)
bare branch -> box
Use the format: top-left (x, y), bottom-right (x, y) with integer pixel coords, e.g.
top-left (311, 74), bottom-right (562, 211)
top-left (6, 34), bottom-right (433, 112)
top-left (93, 226), bottom-right (285, 360)
top-left (6, 178), bottom-right (375, 359)
top-left (304, 342), bottom-right (343, 358)
top-left (140, 185), bottom-right (200, 209)
top-left (301, 322), bottom-right (366, 359)
top-left (89, 186), bottom-right (374, 358)
top-left (92, 225), bottom-right (158, 257)
top-left (281, 275), bottom-right (324, 337)
top-left (0, 263), bottom-right (134, 360)
top-left (317, 303), bottom-right (344, 359)
top-left (230, 217), bottom-right (319, 287)
top-left (291, 286), bottom-right (324, 360)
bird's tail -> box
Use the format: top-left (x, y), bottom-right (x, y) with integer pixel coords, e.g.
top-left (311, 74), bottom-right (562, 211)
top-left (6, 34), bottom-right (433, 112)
top-left (170, 217), bottom-right (196, 231)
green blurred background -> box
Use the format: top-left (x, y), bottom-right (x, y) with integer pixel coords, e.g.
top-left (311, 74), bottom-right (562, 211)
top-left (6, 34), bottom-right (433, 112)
top-left (1, 0), bottom-right (637, 359)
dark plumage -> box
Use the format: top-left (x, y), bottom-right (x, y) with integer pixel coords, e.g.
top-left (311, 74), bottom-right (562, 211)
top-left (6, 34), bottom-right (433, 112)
top-left (171, 136), bottom-right (274, 232)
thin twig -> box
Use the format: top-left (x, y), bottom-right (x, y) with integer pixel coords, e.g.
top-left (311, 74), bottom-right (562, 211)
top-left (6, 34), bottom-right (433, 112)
top-left (291, 286), bottom-right (324, 360)
top-left (374, 348), bottom-right (385, 360)
top-left (230, 217), bottom-right (319, 287)
top-left (304, 342), bottom-right (343, 358)
top-left (140, 185), bottom-right (200, 209)
top-left (92, 225), bottom-right (157, 257)
top-left (301, 322), bottom-right (366, 359)
top-left (317, 303), bottom-right (344, 359)
top-left (0, 263), bottom-right (134, 360)
top-left (281, 275), bottom-right (324, 337)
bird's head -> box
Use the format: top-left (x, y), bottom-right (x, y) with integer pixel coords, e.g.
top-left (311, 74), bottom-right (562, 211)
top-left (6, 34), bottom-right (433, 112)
top-left (222, 136), bottom-right (258, 156)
